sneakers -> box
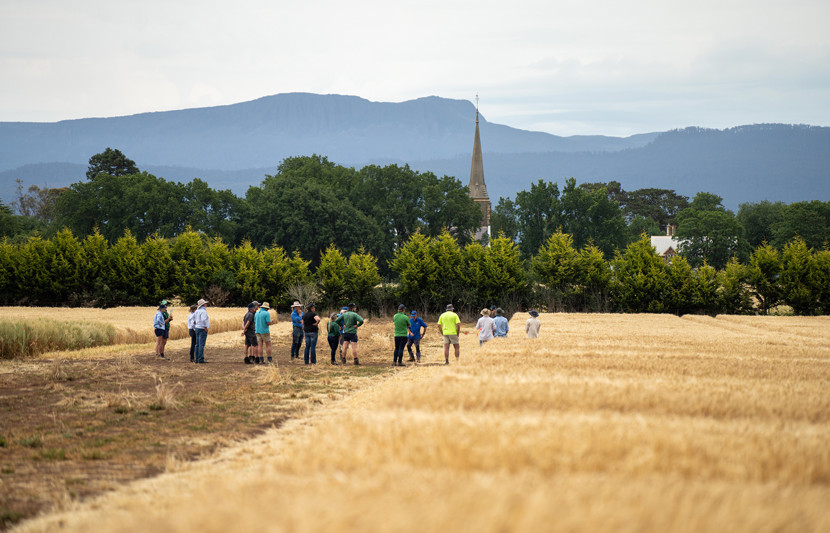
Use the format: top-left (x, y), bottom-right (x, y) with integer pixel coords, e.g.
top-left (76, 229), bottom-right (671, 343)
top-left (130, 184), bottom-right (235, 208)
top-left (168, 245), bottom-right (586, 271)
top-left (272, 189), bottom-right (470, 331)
top-left (244, 356), bottom-right (252, 364)
top-left (408, 356), bottom-right (415, 362)
top-left (341, 356), bottom-right (347, 364)
top-left (354, 358), bottom-right (360, 365)
top-left (444, 360), bottom-right (449, 365)
top-left (267, 356), bottom-right (273, 364)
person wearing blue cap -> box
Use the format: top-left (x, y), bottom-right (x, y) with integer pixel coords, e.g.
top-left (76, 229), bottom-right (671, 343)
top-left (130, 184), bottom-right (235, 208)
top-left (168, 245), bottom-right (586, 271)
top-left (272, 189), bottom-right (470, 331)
top-left (407, 310), bottom-right (427, 363)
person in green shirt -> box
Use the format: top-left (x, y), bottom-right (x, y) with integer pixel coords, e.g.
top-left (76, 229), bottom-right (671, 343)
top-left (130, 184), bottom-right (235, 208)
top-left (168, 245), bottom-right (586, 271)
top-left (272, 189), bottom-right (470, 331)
top-left (335, 302), bottom-right (365, 365)
top-left (437, 303), bottom-right (461, 365)
top-left (392, 304), bottom-right (411, 367)
top-left (326, 312), bottom-right (341, 365)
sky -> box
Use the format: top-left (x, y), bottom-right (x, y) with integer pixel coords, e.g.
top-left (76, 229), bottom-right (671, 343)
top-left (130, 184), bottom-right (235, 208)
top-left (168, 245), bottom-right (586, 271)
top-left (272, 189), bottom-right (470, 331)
top-left (2, 0), bottom-right (829, 136)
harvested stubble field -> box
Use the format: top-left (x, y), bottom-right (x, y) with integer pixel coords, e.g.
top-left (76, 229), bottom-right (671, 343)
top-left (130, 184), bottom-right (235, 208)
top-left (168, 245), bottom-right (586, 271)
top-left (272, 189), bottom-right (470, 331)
top-left (6, 312), bottom-right (830, 532)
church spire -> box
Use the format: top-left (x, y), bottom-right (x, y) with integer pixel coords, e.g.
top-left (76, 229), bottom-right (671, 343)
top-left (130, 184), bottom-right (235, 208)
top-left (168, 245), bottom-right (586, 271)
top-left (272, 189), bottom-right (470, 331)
top-left (468, 94), bottom-right (491, 240)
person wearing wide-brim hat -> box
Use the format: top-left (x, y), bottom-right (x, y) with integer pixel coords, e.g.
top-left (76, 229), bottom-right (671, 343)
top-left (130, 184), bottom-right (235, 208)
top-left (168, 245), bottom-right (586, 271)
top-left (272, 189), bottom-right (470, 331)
top-left (290, 301), bottom-right (304, 361)
top-left (525, 310), bottom-right (541, 339)
top-left (242, 301), bottom-right (260, 364)
top-left (193, 299), bottom-right (210, 363)
top-left (255, 301), bottom-right (274, 364)
top-left (153, 303), bottom-right (171, 360)
top-left (476, 308), bottom-right (496, 347)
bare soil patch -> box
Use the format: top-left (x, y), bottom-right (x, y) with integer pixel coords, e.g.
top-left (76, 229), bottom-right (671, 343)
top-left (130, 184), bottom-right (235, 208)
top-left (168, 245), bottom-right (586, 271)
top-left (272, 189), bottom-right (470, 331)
top-left (0, 324), bottom-right (403, 530)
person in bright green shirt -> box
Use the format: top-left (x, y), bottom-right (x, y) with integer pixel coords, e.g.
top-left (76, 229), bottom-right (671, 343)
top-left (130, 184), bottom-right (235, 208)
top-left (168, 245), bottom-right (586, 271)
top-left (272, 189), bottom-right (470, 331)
top-left (335, 303), bottom-right (364, 365)
top-left (392, 304), bottom-right (410, 367)
top-left (437, 303), bottom-right (461, 365)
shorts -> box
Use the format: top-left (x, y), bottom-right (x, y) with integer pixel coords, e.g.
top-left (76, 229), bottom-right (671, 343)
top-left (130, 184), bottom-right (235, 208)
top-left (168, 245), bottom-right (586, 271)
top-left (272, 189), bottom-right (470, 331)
top-left (443, 334), bottom-right (459, 345)
top-left (342, 332), bottom-right (358, 343)
top-left (155, 328), bottom-right (168, 339)
top-left (245, 333), bottom-right (258, 347)
top-left (256, 332), bottom-right (271, 345)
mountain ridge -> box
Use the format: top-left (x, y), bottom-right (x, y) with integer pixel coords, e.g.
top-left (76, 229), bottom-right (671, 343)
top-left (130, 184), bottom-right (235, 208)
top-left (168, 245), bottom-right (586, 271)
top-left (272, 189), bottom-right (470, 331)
top-left (1, 93), bottom-right (828, 210)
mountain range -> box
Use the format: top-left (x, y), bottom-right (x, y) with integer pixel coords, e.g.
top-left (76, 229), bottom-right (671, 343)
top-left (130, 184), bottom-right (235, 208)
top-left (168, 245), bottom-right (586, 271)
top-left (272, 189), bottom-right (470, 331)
top-left (1, 93), bottom-right (828, 210)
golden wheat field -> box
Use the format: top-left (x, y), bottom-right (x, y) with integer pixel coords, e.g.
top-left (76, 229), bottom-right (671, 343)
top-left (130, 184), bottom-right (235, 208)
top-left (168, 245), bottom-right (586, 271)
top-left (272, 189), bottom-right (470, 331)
top-left (0, 306), bottom-right (275, 349)
top-left (12, 312), bottom-right (830, 532)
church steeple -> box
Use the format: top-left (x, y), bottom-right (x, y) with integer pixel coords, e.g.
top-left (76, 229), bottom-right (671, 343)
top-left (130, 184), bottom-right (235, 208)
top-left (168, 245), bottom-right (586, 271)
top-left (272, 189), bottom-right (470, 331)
top-left (468, 95), bottom-right (491, 240)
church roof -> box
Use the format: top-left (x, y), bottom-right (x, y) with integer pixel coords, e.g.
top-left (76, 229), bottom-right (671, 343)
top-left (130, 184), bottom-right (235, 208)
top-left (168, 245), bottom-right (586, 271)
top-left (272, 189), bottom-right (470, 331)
top-left (469, 109), bottom-right (489, 200)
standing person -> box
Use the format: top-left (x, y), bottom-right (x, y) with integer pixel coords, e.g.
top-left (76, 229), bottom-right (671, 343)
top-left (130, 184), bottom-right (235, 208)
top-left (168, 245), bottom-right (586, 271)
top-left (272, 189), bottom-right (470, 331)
top-left (392, 304), bottom-right (410, 367)
top-left (337, 306), bottom-right (348, 360)
top-left (493, 308), bottom-right (509, 338)
top-left (326, 312), bottom-right (341, 365)
top-left (302, 303), bottom-right (321, 365)
top-left (153, 303), bottom-right (170, 360)
top-left (242, 301), bottom-right (260, 364)
top-left (437, 303), bottom-right (461, 365)
top-left (187, 304), bottom-right (197, 362)
top-left (406, 310), bottom-right (427, 363)
top-left (476, 308), bottom-right (496, 346)
top-left (254, 302), bottom-right (273, 364)
top-left (335, 302), bottom-right (364, 365)
top-left (526, 310), bottom-right (541, 339)
top-left (161, 300), bottom-right (173, 339)
top-left (290, 301), bottom-right (304, 360)
top-left (193, 299), bottom-right (210, 364)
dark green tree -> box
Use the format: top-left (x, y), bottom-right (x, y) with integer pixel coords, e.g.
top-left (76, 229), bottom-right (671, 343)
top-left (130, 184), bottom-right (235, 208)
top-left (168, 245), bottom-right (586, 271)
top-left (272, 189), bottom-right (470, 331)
top-left (86, 148), bottom-right (139, 179)
top-left (610, 236), bottom-right (669, 313)
top-left (490, 198), bottom-right (520, 241)
top-left (675, 192), bottom-right (746, 269)
top-left (772, 201), bottom-right (830, 250)
top-left (514, 179), bottom-right (561, 259)
top-left (560, 178), bottom-right (628, 257)
top-left (747, 242), bottom-right (782, 315)
top-left (780, 237), bottom-right (815, 315)
top-left (736, 200), bottom-right (786, 249)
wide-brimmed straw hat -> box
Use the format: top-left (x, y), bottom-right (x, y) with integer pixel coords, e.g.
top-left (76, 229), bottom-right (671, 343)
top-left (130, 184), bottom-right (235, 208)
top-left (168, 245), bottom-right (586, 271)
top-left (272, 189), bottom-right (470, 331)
top-left (291, 301), bottom-right (302, 308)
top-left (261, 302), bottom-right (270, 310)
top-left (197, 298), bottom-right (208, 307)
top-left (480, 308), bottom-right (490, 316)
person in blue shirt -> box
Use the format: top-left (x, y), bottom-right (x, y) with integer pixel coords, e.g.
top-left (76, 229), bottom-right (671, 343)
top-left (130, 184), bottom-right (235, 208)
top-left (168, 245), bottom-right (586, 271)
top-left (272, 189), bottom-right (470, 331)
top-left (153, 303), bottom-right (170, 360)
top-left (290, 301), bottom-right (304, 360)
top-left (493, 307), bottom-right (509, 337)
top-left (406, 310), bottom-right (428, 363)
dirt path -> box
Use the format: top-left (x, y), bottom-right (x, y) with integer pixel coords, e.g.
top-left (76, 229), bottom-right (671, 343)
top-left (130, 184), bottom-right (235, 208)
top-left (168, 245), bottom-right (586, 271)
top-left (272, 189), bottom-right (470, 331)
top-left (1, 320), bottom-right (415, 530)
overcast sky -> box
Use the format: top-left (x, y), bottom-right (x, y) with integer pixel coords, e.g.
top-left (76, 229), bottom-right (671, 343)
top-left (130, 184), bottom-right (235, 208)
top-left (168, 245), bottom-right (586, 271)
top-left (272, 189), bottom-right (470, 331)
top-left (2, 0), bottom-right (829, 136)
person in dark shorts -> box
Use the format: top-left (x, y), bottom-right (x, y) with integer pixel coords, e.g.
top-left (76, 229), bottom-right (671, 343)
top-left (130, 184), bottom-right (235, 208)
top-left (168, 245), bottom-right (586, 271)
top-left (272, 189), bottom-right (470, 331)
top-left (154, 303), bottom-right (170, 359)
top-left (242, 301), bottom-right (259, 364)
top-left (302, 303), bottom-right (321, 364)
top-left (327, 312), bottom-right (341, 365)
top-left (335, 302), bottom-right (365, 365)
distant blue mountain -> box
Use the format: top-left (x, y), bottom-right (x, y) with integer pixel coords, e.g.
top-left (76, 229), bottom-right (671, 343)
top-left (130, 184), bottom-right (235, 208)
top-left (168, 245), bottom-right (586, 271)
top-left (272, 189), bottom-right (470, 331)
top-left (1, 93), bottom-right (828, 210)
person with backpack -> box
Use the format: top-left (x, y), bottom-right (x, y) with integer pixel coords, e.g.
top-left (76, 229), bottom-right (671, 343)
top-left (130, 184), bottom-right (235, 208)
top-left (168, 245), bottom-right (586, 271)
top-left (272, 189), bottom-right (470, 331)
top-left (335, 302), bottom-right (364, 365)
top-left (326, 312), bottom-right (341, 365)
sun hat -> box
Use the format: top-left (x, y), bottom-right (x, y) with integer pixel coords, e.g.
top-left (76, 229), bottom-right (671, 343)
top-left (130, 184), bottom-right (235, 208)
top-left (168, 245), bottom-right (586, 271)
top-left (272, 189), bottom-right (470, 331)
top-left (160, 299), bottom-right (169, 306)
top-left (480, 308), bottom-right (490, 316)
top-left (197, 298), bottom-right (208, 307)
top-left (261, 302), bottom-right (270, 310)
top-left (247, 302), bottom-right (257, 310)
top-left (291, 301), bottom-right (302, 308)
top-left (529, 310), bottom-right (539, 317)
top-left (446, 304), bottom-right (454, 311)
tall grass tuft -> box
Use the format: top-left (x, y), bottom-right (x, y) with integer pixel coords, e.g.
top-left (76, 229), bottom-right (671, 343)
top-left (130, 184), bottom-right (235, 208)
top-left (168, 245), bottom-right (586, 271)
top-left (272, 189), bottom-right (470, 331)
top-left (0, 320), bottom-right (117, 359)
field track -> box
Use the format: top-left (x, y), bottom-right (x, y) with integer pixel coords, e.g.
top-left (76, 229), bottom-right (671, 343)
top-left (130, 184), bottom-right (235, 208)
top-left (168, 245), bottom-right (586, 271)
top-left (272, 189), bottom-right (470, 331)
top-left (14, 313), bottom-right (830, 532)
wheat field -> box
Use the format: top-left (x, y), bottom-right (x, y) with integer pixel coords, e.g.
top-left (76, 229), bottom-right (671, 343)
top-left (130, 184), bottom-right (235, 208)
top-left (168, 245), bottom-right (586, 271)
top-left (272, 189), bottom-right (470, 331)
top-left (0, 306), bottom-right (273, 352)
top-left (14, 313), bottom-right (830, 532)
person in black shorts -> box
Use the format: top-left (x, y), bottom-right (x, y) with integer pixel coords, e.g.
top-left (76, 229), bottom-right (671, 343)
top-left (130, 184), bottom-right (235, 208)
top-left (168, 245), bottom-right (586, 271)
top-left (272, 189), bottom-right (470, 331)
top-left (242, 301), bottom-right (259, 364)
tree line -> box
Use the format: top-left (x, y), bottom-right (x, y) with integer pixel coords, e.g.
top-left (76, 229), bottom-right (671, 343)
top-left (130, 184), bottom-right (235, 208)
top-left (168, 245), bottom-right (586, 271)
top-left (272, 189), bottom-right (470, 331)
top-left (1, 226), bottom-right (828, 316)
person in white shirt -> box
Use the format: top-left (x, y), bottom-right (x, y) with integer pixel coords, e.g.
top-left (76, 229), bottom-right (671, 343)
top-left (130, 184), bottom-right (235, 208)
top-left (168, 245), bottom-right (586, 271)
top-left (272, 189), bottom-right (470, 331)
top-left (193, 299), bottom-right (210, 364)
top-left (525, 310), bottom-right (541, 339)
top-left (475, 308), bottom-right (496, 346)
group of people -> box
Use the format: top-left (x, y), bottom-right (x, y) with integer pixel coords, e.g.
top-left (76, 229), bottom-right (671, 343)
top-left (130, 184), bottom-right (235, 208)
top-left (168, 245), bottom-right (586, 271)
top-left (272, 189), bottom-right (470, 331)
top-left (154, 298), bottom-right (542, 366)
top-left (154, 299), bottom-right (210, 363)
top-left (474, 307), bottom-right (540, 345)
